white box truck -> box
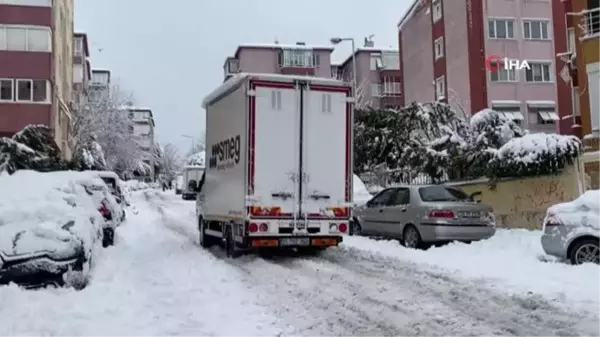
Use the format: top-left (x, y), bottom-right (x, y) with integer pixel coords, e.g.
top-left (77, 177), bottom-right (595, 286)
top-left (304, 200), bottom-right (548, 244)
top-left (181, 165), bottom-right (205, 200)
top-left (193, 73), bottom-right (354, 257)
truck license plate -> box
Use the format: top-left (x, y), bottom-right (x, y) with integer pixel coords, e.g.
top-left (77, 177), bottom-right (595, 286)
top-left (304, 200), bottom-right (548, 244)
top-left (280, 238), bottom-right (310, 247)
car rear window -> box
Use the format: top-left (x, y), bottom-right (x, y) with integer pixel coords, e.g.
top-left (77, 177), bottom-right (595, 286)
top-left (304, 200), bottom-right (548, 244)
top-left (101, 177), bottom-right (116, 189)
top-left (418, 186), bottom-right (470, 202)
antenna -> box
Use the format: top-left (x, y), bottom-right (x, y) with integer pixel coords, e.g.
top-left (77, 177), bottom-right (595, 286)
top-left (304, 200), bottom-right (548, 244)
top-left (274, 37), bottom-right (279, 44)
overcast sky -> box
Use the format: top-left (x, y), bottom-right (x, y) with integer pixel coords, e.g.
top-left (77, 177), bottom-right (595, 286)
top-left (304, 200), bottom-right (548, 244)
top-left (75, 0), bottom-right (411, 153)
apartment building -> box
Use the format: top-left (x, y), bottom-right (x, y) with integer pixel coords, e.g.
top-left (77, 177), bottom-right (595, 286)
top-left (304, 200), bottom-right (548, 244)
top-left (332, 38), bottom-right (403, 109)
top-left (89, 69), bottom-right (110, 101)
top-left (126, 107), bottom-right (156, 181)
top-left (72, 32), bottom-right (92, 110)
top-left (552, 0), bottom-right (599, 140)
top-left (0, 0), bottom-right (75, 158)
top-left (398, 0), bottom-right (561, 133)
top-left (223, 42), bottom-right (334, 81)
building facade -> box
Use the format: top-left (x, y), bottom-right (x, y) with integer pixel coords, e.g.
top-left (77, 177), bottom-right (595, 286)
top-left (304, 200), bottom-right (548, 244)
top-left (126, 107), bottom-right (156, 181)
top-left (0, 0), bottom-right (74, 157)
top-left (552, 0), bottom-right (599, 140)
top-left (332, 39), bottom-right (403, 109)
top-left (72, 32), bottom-right (91, 111)
top-left (398, 0), bottom-right (561, 133)
top-left (223, 42), bottom-right (334, 81)
top-left (89, 68), bottom-right (110, 101)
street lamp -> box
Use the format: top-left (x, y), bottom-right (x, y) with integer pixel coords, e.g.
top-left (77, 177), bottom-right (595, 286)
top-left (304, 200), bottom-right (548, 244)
top-left (330, 37), bottom-right (357, 99)
top-left (181, 134), bottom-right (195, 150)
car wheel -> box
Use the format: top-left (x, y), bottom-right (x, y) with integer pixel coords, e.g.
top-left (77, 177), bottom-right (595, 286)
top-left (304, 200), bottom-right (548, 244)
top-left (225, 225), bottom-right (241, 258)
top-left (570, 239), bottom-right (600, 265)
top-left (402, 225), bottom-right (422, 249)
top-left (102, 228), bottom-right (115, 247)
top-left (351, 218), bottom-right (363, 236)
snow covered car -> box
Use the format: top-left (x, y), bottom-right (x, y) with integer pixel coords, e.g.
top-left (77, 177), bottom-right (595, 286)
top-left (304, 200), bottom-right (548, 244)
top-left (0, 171), bottom-right (104, 289)
top-left (541, 190), bottom-right (599, 265)
top-left (79, 178), bottom-right (121, 247)
top-left (93, 171), bottom-right (127, 222)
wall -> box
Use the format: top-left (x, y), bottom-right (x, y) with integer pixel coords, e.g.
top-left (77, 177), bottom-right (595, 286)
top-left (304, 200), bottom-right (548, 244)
top-left (448, 165), bottom-right (581, 229)
top-left (401, 7), bottom-right (434, 104)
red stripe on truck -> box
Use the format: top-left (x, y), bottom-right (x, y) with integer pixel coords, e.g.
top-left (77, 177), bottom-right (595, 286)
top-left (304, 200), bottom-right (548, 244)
top-left (248, 81), bottom-right (296, 195)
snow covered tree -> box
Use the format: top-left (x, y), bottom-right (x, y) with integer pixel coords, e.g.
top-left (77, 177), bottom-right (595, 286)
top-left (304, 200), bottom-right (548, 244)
top-left (353, 107), bottom-right (401, 175)
top-left (185, 134), bottom-right (205, 157)
top-left (72, 83), bottom-right (146, 178)
top-left (158, 143), bottom-right (182, 180)
top-left (0, 125), bottom-right (66, 174)
top-left (185, 151), bottom-right (205, 166)
top-left (467, 109), bottom-right (527, 178)
top-left (488, 133), bottom-right (581, 179)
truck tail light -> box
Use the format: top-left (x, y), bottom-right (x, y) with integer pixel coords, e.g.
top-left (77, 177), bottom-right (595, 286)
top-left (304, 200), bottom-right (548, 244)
top-left (338, 223), bottom-right (348, 233)
top-left (249, 206), bottom-right (283, 216)
top-left (326, 207), bottom-right (349, 217)
top-left (248, 223), bottom-right (258, 232)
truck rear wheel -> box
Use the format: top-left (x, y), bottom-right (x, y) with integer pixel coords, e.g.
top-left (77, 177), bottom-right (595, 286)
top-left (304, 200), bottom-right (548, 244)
top-left (225, 225), bottom-right (242, 258)
top-left (198, 217), bottom-right (215, 248)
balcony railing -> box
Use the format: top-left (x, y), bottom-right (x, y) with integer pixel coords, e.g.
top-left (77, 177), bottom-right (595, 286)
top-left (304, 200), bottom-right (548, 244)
top-left (580, 7), bottom-right (600, 39)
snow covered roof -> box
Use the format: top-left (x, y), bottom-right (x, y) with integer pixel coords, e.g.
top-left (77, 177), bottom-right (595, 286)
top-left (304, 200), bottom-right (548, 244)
top-left (397, 0), bottom-right (424, 30)
top-left (202, 73), bottom-right (349, 109)
top-left (337, 47), bottom-right (398, 67)
top-left (92, 68), bottom-right (110, 73)
top-left (234, 43), bottom-right (334, 57)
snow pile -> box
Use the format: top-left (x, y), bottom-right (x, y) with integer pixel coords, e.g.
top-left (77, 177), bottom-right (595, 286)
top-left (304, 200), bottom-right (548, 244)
top-left (353, 174), bottom-right (372, 206)
top-left (490, 133), bottom-right (581, 177)
top-left (344, 229), bottom-right (600, 313)
top-left (0, 170), bottom-right (103, 264)
top-left (545, 190), bottom-right (600, 229)
top-left (186, 151), bottom-right (205, 167)
top-left (122, 179), bottom-right (150, 191)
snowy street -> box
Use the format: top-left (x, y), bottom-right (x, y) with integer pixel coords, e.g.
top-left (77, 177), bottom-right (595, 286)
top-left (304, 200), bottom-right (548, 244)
top-left (1, 190), bottom-right (598, 336)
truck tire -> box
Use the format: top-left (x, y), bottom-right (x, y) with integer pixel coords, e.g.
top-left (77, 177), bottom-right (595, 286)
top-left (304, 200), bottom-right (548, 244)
top-left (225, 225), bottom-right (242, 258)
top-left (198, 217), bottom-right (215, 248)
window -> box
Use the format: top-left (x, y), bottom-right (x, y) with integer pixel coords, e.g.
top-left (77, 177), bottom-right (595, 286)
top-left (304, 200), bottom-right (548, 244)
top-left (493, 106), bottom-right (524, 123)
top-left (371, 84), bottom-right (381, 97)
top-left (435, 76), bottom-right (445, 99)
top-left (270, 90), bottom-right (282, 110)
top-left (381, 52), bottom-right (400, 70)
top-left (525, 62), bottom-right (552, 82)
top-left (567, 27), bottom-right (576, 53)
top-left (368, 188), bottom-right (395, 207)
top-left (15, 79), bottom-right (47, 102)
top-left (382, 77), bottom-right (401, 95)
top-left (490, 62), bottom-right (518, 82)
top-left (75, 37), bottom-right (83, 54)
top-left (389, 188), bottom-right (410, 206)
top-left (321, 93), bottom-right (332, 113)
top-left (532, 107), bottom-right (559, 124)
top-left (523, 20), bottom-right (550, 40)
top-left (432, 0), bottom-right (443, 22)
top-left (418, 186), bottom-right (470, 202)
top-left (6, 27), bottom-right (26, 50)
top-left (0, 25), bottom-right (51, 51)
top-left (488, 19), bottom-right (515, 39)
top-left (370, 54), bottom-right (383, 70)
top-left (0, 79), bottom-right (13, 101)
top-left (434, 37), bottom-right (444, 60)
top-left (279, 49), bottom-right (317, 67)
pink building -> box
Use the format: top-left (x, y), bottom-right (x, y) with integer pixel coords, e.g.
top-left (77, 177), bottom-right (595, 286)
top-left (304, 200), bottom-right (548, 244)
top-left (223, 42), bottom-right (334, 81)
top-left (332, 38), bottom-right (403, 109)
top-left (398, 0), bottom-right (562, 133)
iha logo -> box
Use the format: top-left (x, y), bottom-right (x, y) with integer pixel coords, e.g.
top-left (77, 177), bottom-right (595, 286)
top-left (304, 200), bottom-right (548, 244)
top-left (485, 55), bottom-right (530, 72)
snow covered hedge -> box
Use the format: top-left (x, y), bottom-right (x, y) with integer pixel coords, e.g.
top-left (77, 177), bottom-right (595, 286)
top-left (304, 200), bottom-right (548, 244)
top-left (355, 103), bottom-right (582, 183)
top-left (0, 125), bottom-right (66, 174)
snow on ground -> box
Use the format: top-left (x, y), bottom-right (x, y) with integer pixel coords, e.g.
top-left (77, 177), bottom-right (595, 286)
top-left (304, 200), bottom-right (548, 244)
top-left (0, 190), bottom-right (281, 336)
top-left (343, 230), bottom-right (600, 315)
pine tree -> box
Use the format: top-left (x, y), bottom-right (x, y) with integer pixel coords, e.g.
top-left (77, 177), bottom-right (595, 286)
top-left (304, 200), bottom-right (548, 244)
top-left (0, 125), bottom-right (66, 174)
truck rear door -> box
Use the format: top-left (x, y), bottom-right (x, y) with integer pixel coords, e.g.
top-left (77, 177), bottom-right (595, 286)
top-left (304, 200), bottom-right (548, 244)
top-left (249, 80), bottom-right (299, 218)
top-left (301, 83), bottom-right (352, 220)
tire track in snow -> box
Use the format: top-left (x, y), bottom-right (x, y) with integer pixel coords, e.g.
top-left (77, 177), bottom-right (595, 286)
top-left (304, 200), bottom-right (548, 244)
top-left (150, 193), bottom-right (598, 336)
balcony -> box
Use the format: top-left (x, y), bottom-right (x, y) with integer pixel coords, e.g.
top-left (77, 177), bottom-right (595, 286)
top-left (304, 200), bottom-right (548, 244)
top-left (580, 7), bottom-right (600, 40)
top-left (223, 57), bottom-right (240, 80)
top-left (277, 48), bottom-right (319, 75)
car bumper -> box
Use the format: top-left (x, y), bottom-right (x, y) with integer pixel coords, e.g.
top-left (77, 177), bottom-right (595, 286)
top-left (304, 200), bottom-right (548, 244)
top-left (245, 235), bottom-right (343, 249)
top-left (541, 233), bottom-right (567, 259)
top-left (419, 223), bottom-right (496, 242)
top-left (0, 254), bottom-right (84, 288)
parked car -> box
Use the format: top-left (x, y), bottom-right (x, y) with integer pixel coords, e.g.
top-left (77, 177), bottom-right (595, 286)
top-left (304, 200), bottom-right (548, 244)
top-left (353, 184), bottom-right (496, 248)
top-left (79, 179), bottom-right (121, 247)
top-left (93, 171), bottom-right (127, 221)
top-left (0, 171), bottom-right (104, 289)
top-left (541, 190), bottom-right (599, 265)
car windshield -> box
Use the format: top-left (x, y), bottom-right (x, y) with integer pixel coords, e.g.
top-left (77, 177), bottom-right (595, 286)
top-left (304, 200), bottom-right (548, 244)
top-left (418, 186), bottom-right (471, 202)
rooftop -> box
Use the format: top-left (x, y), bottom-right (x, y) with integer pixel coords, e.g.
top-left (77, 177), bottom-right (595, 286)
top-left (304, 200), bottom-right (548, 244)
top-left (234, 42), bottom-right (334, 58)
top-left (337, 46), bottom-right (398, 67)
